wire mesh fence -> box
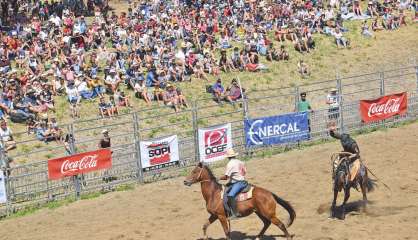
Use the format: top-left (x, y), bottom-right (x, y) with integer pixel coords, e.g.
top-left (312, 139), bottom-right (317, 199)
top-left (0, 63), bottom-right (417, 216)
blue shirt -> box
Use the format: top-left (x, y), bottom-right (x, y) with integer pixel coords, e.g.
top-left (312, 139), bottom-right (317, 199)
top-left (146, 71), bottom-right (155, 87)
top-left (212, 82), bottom-right (224, 93)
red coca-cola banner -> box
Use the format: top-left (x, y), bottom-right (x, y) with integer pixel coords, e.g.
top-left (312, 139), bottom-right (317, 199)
top-left (48, 149), bottom-right (112, 180)
top-left (360, 92), bottom-right (408, 123)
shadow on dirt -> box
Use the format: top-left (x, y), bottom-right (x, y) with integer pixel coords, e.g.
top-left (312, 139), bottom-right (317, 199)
top-left (196, 231), bottom-right (290, 240)
top-left (317, 200), bottom-right (374, 219)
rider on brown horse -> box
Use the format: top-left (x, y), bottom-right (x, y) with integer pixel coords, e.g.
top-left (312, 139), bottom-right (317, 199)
top-left (329, 126), bottom-right (361, 186)
top-left (218, 148), bottom-right (248, 219)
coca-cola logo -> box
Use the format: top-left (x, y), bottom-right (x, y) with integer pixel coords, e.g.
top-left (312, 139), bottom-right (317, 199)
top-left (367, 98), bottom-right (401, 117)
top-left (60, 154), bottom-right (99, 175)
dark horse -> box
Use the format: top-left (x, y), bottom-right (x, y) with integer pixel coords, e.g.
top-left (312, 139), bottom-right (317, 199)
top-left (184, 162), bottom-right (296, 240)
top-left (330, 157), bottom-right (375, 219)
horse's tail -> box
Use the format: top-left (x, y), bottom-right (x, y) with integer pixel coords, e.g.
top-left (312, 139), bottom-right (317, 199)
top-left (272, 193), bottom-right (296, 227)
top-left (366, 175), bottom-right (377, 192)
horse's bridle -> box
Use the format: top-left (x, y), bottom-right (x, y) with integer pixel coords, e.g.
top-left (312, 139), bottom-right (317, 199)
top-left (195, 167), bottom-right (211, 183)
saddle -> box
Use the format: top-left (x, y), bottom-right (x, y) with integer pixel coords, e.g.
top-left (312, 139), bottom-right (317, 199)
top-left (221, 184), bottom-right (254, 202)
top-left (332, 154), bottom-right (364, 183)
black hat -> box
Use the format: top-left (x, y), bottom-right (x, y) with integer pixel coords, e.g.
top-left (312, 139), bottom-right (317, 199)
top-left (300, 92), bottom-right (307, 97)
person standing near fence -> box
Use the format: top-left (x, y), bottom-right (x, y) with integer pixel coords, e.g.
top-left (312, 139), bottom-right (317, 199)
top-left (296, 92), bottom-right (312, 135)
top-left (99, 129), bottom-right (114, 185)
top-left (326, 88), bottom-right (340, 128)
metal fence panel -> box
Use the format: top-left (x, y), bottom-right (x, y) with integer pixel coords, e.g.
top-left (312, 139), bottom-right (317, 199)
top-left (1, 64), bottom-right (417, 215)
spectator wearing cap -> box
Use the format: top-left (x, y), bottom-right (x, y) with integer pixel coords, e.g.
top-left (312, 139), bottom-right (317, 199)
top-left (99, 129), bottom-right (111, 149)
top-left (326, 88), bottom-right (340, 126)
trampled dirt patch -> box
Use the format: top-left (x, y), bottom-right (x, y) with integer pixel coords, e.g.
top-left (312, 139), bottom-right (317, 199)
top-left (1, 123), bottom-right (418, 240)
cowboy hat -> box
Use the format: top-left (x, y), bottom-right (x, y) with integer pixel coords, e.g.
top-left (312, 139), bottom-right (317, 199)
top-left (225, 148), bottom-right (238, 158)
top-left (102, 129), bottom-right (109, 134)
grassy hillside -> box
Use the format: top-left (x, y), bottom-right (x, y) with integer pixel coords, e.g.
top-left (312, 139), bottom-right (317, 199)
top-left (7, 2), bottom-right (418, 164)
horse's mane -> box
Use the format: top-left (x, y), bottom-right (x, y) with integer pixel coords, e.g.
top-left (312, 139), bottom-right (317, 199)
top-left (203, 165), bottom-right (222, 190)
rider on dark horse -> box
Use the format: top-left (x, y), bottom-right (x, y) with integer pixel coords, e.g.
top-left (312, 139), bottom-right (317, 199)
top-left (219, 148), bottom-right (248, 219)
top-left (329, 126), bottom-right (362, 186)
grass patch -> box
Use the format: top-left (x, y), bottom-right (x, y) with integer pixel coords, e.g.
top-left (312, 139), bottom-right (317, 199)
top-left (115, 184), bottom-right (135, 192)
top-left (80, 192), bottom-right (102, 200)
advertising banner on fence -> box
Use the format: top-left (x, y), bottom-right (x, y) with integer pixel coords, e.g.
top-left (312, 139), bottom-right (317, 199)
top-left (198, 123), bottom-right (232, 163)
top-left (360, 92), bottom-right (408, 123)
top-left (140, 135), bottom-right (179, 172)
top-left (48, 149), bottom-right (112, 180)
top-left (0, 170), bottom-right (7, 203)
top-left (245, 112), bottom-right (309, 146)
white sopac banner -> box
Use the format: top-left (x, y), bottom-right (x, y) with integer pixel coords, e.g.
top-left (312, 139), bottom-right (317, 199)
top-left (140, 135), bottom-right (180, 172)
top-left (198, 123), bottom-right (233, 163)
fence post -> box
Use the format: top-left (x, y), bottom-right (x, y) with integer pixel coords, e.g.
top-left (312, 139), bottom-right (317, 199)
top-left (192, 101), bottom-right (200, 163)
top-left (242, 96), bottom-right (249, 156)
top-left (415, 64), bottom-right (418, 93)
top-left (337, 74), bottom-right (345, 133)
top-left (294, 86), bottom-right (300, 112)
top-left (67, 124), bottom-right (81, 200)
top-left (0, 144), bottom-right (11, 216)
top-left (380, 71), bottom-right (385, 96)
top-left (132, 112), bottom-right (144, 183)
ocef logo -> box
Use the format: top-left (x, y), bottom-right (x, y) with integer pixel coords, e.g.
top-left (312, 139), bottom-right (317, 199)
top-left (148, 142), bottom-right (171, 165)
top-left (204, 128), bottom-right (228, 158)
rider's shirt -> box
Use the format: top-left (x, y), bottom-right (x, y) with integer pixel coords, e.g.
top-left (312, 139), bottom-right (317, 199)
top-left (225, 159), bottom-right (246, 183)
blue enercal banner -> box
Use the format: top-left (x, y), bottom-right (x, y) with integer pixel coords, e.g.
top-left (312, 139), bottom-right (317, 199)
top-left (245, 112), bottom-right (309, 146)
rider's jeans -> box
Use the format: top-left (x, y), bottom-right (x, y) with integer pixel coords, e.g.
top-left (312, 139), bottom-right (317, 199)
top-left (227, 181), bottom-right (247, 197)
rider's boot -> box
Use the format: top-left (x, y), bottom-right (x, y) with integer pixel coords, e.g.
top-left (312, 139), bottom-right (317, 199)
top-left (227, 196), bottom-right (240, 220)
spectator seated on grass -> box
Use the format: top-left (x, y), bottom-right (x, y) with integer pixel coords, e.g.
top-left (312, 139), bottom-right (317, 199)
top-left (176, 87), bottom-right (189, 109)
top-left (361, 20), bottom-right (374, 37)
top-left (114, 89), bottom-right (131, 108)
top-left (86, 75), bottom-right (105, 99)
top-left (35, 119), bottom-right (56, 143)
top-left (225, 79), bottom-right (244, 104)
top-left (134, 79), bottom-right (151, 106)
top-left (333, 28), bottom-right (349, 48)
top-left (298, 60), bottom-right (310, 78)
top-left (105, 68), bottom-right (122, 93)
top-left (98, 96), bottom-right (113, 118)
top-left (211, 78), bottom-right (225, 104)
top-left (164, 84), bottom-right (180, 112)
top-left (108, 96), bottom-right (120, 116)
top-left (219, 50), bottom-right (235, 73)
top-left (0, 120), bottom-right (16, 152)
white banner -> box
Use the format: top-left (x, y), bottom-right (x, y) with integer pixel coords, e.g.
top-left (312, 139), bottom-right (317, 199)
top-left (140, 135), bottom-right (179, 172)
top-left (0, 170), bottom-right (7, 204)
top-left (198, 123), bottom-right (233, 163)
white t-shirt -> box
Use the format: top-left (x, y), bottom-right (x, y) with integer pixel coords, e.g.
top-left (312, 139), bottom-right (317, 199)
top-left (0, 127), bottom-right (13, 142)
top-left (106, 75), bottom-right (119, 85)
top-left (327, 93), bottom-right (339, 108)
top-left (66, 87), bottom-right (79, 98)
top-left (225, 159), bottom-right (246, 183)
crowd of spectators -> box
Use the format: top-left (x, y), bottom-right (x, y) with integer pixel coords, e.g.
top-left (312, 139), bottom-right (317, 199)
top-left (0, 0), bottom-right (415, 155)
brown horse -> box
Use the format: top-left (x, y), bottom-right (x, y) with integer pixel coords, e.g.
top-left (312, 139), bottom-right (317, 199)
top-left (184, 162), bottom-right (296, 240)
top-left (330, 158), bottom-right (375, 219)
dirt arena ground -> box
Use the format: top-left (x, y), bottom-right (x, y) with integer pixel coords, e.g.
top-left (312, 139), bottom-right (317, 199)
top-left (1, 123), bottom-right (418, 240)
